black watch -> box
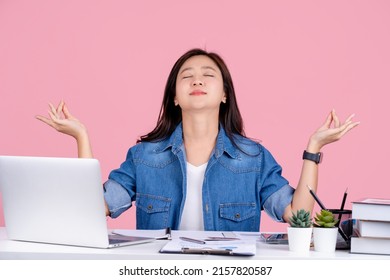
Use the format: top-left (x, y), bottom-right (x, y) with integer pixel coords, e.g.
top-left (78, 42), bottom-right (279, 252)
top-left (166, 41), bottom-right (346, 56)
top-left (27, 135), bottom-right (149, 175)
top-left (302, 150), bottom-right (322, 164)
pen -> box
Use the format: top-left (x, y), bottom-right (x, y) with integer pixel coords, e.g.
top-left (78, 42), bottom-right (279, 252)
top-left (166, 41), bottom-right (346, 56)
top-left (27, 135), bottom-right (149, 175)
top-left (340, 188), bottom-right (348, 211)
top-left (336, 188), bottom-right (348, 226)
top-left (181, 247), bottom-right (233, 255)
top-left (179, 237), bottom-right (206, 244)
top-left (335, 188), bottom-right (350, 243)
top-left (337, 225), bottom-right (349, 242)
top-left (306, 185), bottom-right (348, 241)
top-left (306, 185), bottom-right (327, 210)
top-left (204, 237), bottom-right (240, 241)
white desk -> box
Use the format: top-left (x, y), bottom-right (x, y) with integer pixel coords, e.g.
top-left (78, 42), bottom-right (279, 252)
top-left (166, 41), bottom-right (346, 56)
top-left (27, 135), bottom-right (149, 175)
top-left (1, 227), bottom-right (389, 260)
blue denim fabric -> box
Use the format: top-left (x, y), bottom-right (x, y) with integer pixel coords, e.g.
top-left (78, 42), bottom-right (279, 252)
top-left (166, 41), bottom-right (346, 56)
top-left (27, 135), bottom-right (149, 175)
top-left (104, 123), bottom-right (294, 231)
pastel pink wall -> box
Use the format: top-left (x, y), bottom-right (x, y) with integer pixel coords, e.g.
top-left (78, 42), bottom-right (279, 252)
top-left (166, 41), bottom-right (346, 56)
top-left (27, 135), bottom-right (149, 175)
top-left (1, 1), bottom-right (389, 232)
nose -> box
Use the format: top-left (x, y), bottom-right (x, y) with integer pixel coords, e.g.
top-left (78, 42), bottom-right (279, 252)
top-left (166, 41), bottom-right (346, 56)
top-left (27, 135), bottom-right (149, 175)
top-left (192, 79), bottom-right (203, 86)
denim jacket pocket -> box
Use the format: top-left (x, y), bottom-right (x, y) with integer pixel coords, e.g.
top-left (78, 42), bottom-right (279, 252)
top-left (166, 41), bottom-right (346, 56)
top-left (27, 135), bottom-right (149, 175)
top-left (136, 193), bottom-right (171, 229)
top-left (219, 203), bottom-right (256, 231)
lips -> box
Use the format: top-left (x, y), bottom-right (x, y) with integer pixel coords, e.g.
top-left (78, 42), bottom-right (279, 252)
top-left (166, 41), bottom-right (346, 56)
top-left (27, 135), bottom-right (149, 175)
top-left (190, 90), bottom-right (207, 96)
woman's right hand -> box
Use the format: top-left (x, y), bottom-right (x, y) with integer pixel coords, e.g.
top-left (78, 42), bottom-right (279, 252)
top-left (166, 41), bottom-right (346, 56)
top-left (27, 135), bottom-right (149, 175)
top-left (36, 101), bottom-right (86, 139)
top-left (36, 101), bottom-right (93, 158)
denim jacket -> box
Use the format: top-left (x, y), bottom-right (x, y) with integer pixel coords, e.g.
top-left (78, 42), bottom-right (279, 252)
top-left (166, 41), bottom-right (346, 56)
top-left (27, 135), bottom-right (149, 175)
top-left (104, 123), bottom-right (294, 231)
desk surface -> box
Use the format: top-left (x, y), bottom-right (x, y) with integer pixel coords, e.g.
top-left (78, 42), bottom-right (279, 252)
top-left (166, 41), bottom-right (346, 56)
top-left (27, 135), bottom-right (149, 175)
top-left (1, 227), bottom-right (389, 260)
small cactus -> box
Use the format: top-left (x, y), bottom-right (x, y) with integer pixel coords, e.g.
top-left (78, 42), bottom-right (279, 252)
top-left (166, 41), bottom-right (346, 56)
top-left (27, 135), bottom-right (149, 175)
top-left (314, 209), bottom-right (339, 228)
top-left (289, 209), bottom-right (312, 228)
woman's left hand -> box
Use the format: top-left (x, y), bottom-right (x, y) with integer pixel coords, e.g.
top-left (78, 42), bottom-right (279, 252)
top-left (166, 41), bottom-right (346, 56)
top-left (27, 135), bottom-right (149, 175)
top-left (308, 109), bottom-right (360, 152)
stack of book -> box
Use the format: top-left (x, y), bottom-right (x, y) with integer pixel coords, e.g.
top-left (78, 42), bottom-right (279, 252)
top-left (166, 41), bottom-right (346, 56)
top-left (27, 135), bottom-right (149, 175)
top-left (351, 198), bottom-right (390, 255)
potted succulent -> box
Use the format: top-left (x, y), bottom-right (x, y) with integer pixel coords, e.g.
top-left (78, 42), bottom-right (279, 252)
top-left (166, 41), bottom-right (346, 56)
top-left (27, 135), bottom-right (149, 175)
top-left (287, 209), bottom-right (313, 252)
top-left (313, 209), bottom-right (339, 252)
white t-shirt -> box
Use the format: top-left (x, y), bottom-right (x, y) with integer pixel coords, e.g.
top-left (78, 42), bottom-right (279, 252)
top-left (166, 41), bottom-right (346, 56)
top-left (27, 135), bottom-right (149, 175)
top-left (179, 162), bottom-right (207, 230)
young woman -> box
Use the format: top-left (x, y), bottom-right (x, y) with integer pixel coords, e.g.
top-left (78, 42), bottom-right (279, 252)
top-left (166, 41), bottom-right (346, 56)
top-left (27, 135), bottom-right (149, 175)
top-left (36, 48), bottom-right (359, 231)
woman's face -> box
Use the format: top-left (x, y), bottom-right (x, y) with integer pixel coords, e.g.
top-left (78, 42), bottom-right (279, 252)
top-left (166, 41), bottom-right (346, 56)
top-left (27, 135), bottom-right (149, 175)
top-left (175, 55), bottom-right (226, 114)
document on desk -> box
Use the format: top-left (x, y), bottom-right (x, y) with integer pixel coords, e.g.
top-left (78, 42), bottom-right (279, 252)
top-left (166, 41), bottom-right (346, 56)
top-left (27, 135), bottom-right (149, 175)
top-left (159, 238), bottom-right (256, 256)
top-left (112, 229), bottom-right (257, 255)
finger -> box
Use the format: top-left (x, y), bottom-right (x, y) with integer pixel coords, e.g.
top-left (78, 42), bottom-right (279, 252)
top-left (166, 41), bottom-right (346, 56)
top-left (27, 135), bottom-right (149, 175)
top-left (62, 103), bottom-right (73, 119)
top-left (336, 120), bottom-right (353, 134)
top-left (321, 120), bottom-right (352, 140)
top-left (323, 110), bottom-right (333, 128)
top-left (35, 115), bottom-right (55, 127)
top-left (344, 113), bottom-right (356, 123)
top-left (338, 122), bottom-right (360, 138)
top-left (48, 111), bottom-right (70, 131)
top-left (344, 120), bottom-right (360, 131)
top-left (48, 102), bottom-right (56, 114)
top-left (335, 119), bottom-right (359, 137)
top-left (48, 102), bottom-right (60, 119)
top-left (56, 100), bottom-right (64, 115)
top-left (48, 110), bottom-right (61, 123)
top-left (332, 109), bottom-right (340, 128)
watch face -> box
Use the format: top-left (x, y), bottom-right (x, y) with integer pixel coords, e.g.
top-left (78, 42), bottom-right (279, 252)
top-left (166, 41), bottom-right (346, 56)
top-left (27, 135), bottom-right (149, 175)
top-left (317, 152), bottom-right (323, 163)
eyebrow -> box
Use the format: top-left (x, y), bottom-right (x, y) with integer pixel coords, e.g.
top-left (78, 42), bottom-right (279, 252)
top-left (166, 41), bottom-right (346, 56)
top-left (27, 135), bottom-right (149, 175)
top-left (179, 66), bottom-right (218, 75)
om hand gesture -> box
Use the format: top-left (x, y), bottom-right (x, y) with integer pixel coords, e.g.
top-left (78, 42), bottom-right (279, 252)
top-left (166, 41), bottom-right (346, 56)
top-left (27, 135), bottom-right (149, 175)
top-left (36, 101), bottom-right (92, 158)
top-left (308, 109), bottom-right (360, 152)
top-left (36, 101), bottom-right (87, 139)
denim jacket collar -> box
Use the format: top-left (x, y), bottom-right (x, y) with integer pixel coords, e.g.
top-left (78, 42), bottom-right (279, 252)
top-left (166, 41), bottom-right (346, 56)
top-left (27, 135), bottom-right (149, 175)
top-left (154, 123), bottom-right (239, 159)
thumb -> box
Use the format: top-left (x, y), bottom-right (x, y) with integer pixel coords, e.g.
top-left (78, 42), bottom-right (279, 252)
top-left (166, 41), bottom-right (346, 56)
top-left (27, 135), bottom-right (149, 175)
top-left (322, 110), bottom-right (333, 129)
top-left (62, 103), bottom-right (73, 119)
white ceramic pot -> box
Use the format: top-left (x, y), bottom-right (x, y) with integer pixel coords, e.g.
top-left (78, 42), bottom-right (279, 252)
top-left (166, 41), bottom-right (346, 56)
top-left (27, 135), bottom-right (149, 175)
top-left (287, 227), bottom-right (313, 252)
top-left (313, 227), bottom-right (338, 252)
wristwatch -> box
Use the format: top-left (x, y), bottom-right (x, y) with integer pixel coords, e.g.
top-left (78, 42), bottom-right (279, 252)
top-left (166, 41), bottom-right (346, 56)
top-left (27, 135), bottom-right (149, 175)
top-left (302, 150), bottom-right (322, 164)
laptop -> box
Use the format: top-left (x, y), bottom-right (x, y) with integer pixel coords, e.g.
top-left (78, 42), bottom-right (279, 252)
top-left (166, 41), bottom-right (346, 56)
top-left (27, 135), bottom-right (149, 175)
top-left (0, 155), bottom-right (154, 248)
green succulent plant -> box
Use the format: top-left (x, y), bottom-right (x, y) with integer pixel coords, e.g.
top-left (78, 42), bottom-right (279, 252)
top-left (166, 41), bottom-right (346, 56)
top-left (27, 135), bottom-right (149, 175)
top-left (289, 209), bottom-right (312, 228)
top-left (314, 209), bottom-right (339, 228)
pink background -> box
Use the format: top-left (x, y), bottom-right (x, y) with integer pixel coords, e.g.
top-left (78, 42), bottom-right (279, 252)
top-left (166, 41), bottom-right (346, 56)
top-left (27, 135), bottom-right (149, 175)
top-left (1, 0), bottom-right (389, 232)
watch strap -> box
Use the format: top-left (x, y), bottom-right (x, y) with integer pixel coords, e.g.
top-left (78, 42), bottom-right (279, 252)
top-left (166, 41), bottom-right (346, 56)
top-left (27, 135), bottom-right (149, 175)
top-left (302, 150), bottom-right (322, 164)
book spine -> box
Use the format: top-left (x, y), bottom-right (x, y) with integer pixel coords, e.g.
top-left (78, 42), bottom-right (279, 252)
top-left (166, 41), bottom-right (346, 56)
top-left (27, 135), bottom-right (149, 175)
top-left (357, 220), bottom-right (390, 238)
top-left (350, 236), bottom-right (390, 255)
top-left (352, 203), bottom-right (390, 222)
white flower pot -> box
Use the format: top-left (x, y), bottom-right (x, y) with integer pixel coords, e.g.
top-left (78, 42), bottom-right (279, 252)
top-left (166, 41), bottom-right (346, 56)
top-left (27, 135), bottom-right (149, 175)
top-left (287, 227), bottom-right (313, 252)
top-left (313, 227), bottom-right (338, 252)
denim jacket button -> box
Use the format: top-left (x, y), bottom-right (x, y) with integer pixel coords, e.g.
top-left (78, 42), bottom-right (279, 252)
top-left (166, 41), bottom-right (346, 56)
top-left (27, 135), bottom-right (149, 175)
top-left (235, 213), bottom-right (241, 219)
top-left (147, 205), bottom-right (153, 210)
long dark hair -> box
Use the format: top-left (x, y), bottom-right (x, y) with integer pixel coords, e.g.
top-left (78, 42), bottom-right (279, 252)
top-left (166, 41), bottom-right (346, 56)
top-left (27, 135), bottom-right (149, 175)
top-left (138, 48), bottom-right (245, 144)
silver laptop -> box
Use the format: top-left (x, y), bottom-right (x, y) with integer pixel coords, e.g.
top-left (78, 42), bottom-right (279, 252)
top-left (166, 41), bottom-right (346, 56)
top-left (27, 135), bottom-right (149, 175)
top-left (0, 155), bottom-right (154, 248)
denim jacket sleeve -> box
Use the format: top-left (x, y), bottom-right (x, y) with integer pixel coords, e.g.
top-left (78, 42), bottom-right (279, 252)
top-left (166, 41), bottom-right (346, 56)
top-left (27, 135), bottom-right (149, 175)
top-left (258, 146), bottom-right (295, 222)
top-left (103, 147), bottom-right (137, 218)
top-left (263, 184), bottom-right (294, 222)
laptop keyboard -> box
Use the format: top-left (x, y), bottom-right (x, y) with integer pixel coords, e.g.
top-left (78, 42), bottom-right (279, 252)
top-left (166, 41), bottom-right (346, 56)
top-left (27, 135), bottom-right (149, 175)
top-left (108, 234), bottom-right (154, 245)
top-left (109, 238), bottom-right (128, 245)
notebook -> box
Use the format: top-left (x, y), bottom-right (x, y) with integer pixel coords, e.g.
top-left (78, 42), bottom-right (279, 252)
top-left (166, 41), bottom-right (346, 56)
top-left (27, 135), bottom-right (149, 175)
top-left (0, 155), bottom-right (154, 248)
